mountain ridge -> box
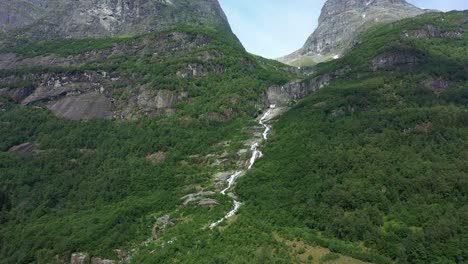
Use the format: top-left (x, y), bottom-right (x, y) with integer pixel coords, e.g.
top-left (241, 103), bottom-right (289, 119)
top-left (0, 0), bottom-right (235, 40)
top-left (278, 0), bottom-right (426, 66)
top-left (0, 0), bottom-right (466, 263)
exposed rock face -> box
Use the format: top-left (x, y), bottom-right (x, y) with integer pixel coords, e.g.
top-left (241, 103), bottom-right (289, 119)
top-left (266, 74), bottom-right (331, 105)
top-left (372, 52), bottom-right (419, 70)
top-left (0, 0), bottom-right (58, 33)
top-left (8, 143), bottom-right (39, 157)
top-left (0, 86), bottom-right (34, 103)
top-left (0, 0), bottom-right (233, 40)
top-left (198, 198), bottom-right (219, 207)
top-left (48, 93), bottom-right (113, 120)
top-left (278, 0), bottom-right (425, 66)
top-left (0, 32), bottom-right (213, 70)
top-left (182, 191), bottom-right (216, 205)
top-left (402, 24), bottom-right (465, 39)
top-left (146, 152), bottom-right (167, 164)
top-left (0, 31), bottom-right (218, 120)
top-left (70, 253), bottom-right (89, 264)
top-left (176, 63), bottom-right (206, 78)
top-left (423, 79), bottom-right (453, 91)
top-left (0, 1), bottom-right (243, 121)
top-left (135, 88), bottom-right (188, 113)
top-left (152, 215), bottom-right (175, 240)
top-left (91, 257), bottom-right (116, 264)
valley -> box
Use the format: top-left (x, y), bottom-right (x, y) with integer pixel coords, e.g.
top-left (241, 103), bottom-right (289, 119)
top-left (0, 1), bottom-right (467, 264)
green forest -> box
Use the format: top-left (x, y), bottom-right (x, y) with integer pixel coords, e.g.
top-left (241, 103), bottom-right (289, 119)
top-left (127, 11), bottom-right (468, 264)
top-left (0, 24), bottom-right (291, 263)
top-left (0, 9), bottom-right (467, 264)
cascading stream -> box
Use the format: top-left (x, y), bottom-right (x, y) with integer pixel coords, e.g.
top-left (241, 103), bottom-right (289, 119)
top-left (209, 105), bottom-right (276, 229)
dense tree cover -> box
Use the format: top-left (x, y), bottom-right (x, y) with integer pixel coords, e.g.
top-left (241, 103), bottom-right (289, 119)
top-left (126, 12), bottom-right (468, 264)
top-left (232, 12), bottom-right (467, 264)
top-left (235, 77), bottom-right (467, 263)
top-left (0, 101), bottom-right (259, 263)
top-left (0, 24), bottom-right (292, 263)
top-left (1, 11), bottom-right (467, 264)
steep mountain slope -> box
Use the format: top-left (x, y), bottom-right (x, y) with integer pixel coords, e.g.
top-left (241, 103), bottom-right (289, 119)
top-left (0, 25), bottom-right (292, 264)
top-left (278, 0), bottom-right (425, 66)
top-left (0, 0), bottom-right (234, 40)
top-left (1, 1), bottom-right (466, 263)
top-left (0, 1), bottom-right (296, 263)
top-left (125, 11), bottom-right (467, 264)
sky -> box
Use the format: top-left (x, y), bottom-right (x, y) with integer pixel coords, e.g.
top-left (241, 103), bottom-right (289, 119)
top-left (218, 0), bottom-right (468, 59)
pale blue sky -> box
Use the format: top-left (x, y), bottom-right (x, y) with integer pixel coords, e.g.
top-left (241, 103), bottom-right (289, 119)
top-left (218, 0), bottom-right (468, 59)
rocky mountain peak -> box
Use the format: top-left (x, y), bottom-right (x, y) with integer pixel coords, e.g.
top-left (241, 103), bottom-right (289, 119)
top-left (278, 0), bottom-right (426, 66)
top-left (0, 0), bottom-right (233, 40)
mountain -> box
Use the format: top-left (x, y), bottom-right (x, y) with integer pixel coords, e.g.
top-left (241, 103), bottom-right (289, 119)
top-left (0, 0), bottom-right (284, 121)
top-left (129, 11), bottom-right (467, 263)
top-left (278, 0), bottom-right (426, 66)
top-left (0, 0), bottom-right (467, 263)
top-left (0, 1), bottom-right (294, 263)
top-left (0, 0), bottom-right (234, 40)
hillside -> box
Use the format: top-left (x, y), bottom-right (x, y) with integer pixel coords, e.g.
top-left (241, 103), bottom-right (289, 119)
top-left (0, 2), bottom-right (466, 264)
top-left (0, 25), bottom-right (294, 263)
top-left (0, 1), bottom-right (296, 263)
top-left (128, 11), bottom-right (467, 264)
top-left (278, 0), bottom-right (425, 66)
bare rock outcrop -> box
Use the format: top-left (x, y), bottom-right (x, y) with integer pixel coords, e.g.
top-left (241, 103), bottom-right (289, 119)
top-left (372, 52), bottom-right (418, 70)
top-left (146, 152), bottom-right (167, 164)
top-left (137, 89), bottom-right (187, 110)
top-left (266, 74), bottom-right (331, 104)
top-left (70, 253), bottom-right (89, 264)
top-left (8, 143), bottom-right (39, 157)
top-left (423, 79), bottom-right (453, 91)
top-left (0, 32), bottom-right (213, 71)
top-left (0, 32), bottom-right (211, 120)
top-left (48, 93), bottom-right (113, 120)
top-left (182, 191), bottom-right (216, 205)
top-left (176, 63), bottom-right (206, 78)
top-left (91, 257), bottom-right (116, 264)
top-left (402, 24), bottom-right (464, 39)
top-left (0, 0), bottom-right (234, 40)
top-left (0, 86), bottom-right (34, 103)
top-left (198, 198), bottom-right (220, 207)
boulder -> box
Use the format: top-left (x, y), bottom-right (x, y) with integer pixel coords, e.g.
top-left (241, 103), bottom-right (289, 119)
top-left (91, 257), bottom-right (115, 264)
top-left (423, 79), bottom-right (453, 91)
top-left (198, 198), bottom-right (220, 207)
top-left (70, 253), bottom-right (89, 264)
top-left (176, 63), bottom-right (206, 78)
top-left (146, 152), bottom-right (166, 164)
top-left (8, 143), bottom-right (39, 157)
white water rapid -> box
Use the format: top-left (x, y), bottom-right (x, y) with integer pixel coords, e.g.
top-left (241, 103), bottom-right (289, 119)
top-left (209, 105), bottom-right (276, 229)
